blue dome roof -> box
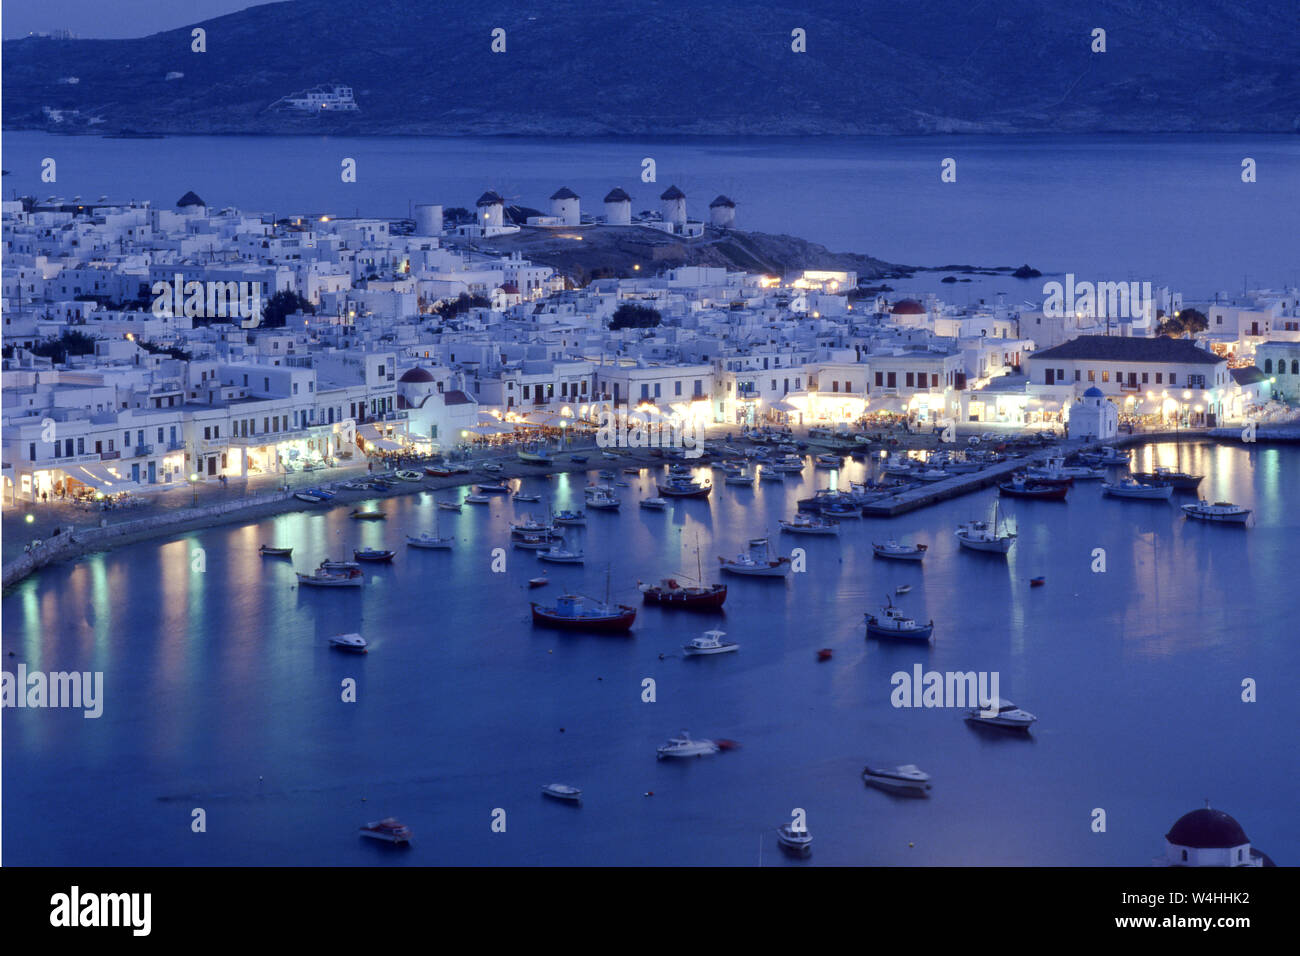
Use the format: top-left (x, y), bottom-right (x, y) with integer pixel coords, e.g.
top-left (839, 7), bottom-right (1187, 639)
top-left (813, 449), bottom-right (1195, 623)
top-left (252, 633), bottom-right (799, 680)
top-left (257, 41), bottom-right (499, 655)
top-left (1083, 386), bottom-right (1104, 397)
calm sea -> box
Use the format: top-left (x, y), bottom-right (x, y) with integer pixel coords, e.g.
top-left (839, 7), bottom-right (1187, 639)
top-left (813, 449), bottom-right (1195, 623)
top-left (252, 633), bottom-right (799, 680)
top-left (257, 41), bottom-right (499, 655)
top-left (3, 442), bottom-right (1297, 865)
top-left (3, 131), bottom-right (1298, 300)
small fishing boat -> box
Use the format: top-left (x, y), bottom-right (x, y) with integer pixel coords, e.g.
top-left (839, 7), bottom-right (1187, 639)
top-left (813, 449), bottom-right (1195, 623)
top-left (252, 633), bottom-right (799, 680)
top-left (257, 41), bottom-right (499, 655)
top-left (510, 515), bottom-right (559, 537)
top-left (259, 545), bottom-right (293, 557)
top-left (759, 467), bottom-right (786, 483)
top-left (814, 454), bottom-right (842, 469)
top-left (354, 548), bottom-right (396, 563)
top-left (955, 501), bottom-right (1015, 554)
top-left (319, 558), bottom-right (360, 572)
top-left (407, 532), bottom-right (453, 550)
top-left (425, 465), bottom-right (454, 477)
top-left (569, 455), bottom-right (589, 464)
top-left (537, 546), bottom-right (584, 564)
top-left (531, 593), bottom-right (635, 633)
top-left (1132, 467), bottom-right (1203, 491)
top-left (965, 697), bottom-right (1037, 732)
top-left (512, 492), bottom-right (542, 503)
top-left (895, 584), bottom-right (912, 594)
top-left (518, 446), bottom-right (553, 465)
top-left (553, 509), bottom-right (586, 525)
top-left (820, 501), bottom-right (861, 520)
top-left (464, 494), bottom-right (491, 504)
top-left (294, 491), bottom-right (327, 503)
top-left (1079, 446), bottom-right (1130, 466)
top-left (913, 468), bottom-right (950, 483)
top-left (541, 783), bottom-right (581, 802)
top-left (639, 577), bottom-right (728, 609)
top-left (1102, 479), bottom-right (1173, 500)
top-left (1030, 576), bottom-right (1046, 587)
top-left (622, 467), bottom-right (642, 475)
top-left (349, 509), bottom-right (386, 520)
top-left (719, 538), bottom-right (792, 577)
top-left (817, 648), bottom-right (833, 661)
top-left (862, 764), bottom-right (932, 794)
top-left (476, 481), bottom-right (511, 494)
top-left (481, 463), bottom-right (504, 474)
top-left (437, 500), bottom-right (462, 512)
top-left (724, 471), bottom-right (754, 486)
top-left (598, 469), bottom-right (617, 480)
top-left (640, 497), bottom-right (668, 510)
top-left (776, 823), bottom-right (812, 855)
top-left (359, 818), bottom-right (412, 844)
top-left (682, 629), bottom-right (739, 656)
top-left (583, 485), bottom-right (621, 510)
top-left (394, 470), bottom-right (423, 482)
top-left (871, 540), bottom-right (927, 562)
top-left (656, 730), bottom-right (719, 759)
top-left (864, 599), bottom-right (934, 642)
top-left (297, 569), bottom-right (364, 588)
top-left (999, 478), bottom-right (1069, 500)
top-left (513, 534), bottom-right (554, 551)
top-left (1181, 500), bottom-right (1251, 524)
top-left (528, 575), bottom-right (549, 589)
top-left (778, 513), bottom-right (839, 536)
top-left (657, 475), bottom-right (712, 498)
top-left (329, 633), bottom-right (368, 653)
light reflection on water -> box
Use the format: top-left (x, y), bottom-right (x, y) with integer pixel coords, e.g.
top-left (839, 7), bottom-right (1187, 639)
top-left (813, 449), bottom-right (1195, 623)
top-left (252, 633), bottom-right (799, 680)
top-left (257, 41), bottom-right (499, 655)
top-left (3, 442), bottom-right (1297, 865)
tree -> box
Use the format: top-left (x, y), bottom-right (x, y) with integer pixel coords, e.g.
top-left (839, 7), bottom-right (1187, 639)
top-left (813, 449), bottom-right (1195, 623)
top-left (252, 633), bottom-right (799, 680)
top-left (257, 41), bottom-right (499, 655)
top-left (262, 290), bottom-right (316, 328)
top-left (30, 330), bottom-right (98, 363)
top-left (443, 207), bottom-right (472, 225)
top-left (1156, 307), bottom-right (1208, 338)
top-left (430, 292), bottom-right (491, 319)
top-left (609, 303), bottom-right (662, 330)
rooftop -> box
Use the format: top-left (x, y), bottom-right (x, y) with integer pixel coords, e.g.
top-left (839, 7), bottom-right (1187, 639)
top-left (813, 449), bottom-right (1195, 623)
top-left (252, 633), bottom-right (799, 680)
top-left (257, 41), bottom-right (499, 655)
top-left (1033, 335), bottom-right (1223, 365)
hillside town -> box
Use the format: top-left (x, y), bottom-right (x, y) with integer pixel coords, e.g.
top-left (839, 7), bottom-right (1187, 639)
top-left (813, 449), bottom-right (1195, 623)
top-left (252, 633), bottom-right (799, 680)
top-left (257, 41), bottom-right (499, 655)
top-left (3, 187), bottom-right (1298, 508)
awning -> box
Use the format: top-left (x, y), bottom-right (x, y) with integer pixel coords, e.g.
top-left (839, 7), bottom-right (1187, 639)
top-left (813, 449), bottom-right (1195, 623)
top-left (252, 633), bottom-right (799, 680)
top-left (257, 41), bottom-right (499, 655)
top-left (366, 437), bottom-right (404, 451)
top-left (467, 423), bottom-right (514, 436)
top-left (66, 462), bottom-right (121, 491)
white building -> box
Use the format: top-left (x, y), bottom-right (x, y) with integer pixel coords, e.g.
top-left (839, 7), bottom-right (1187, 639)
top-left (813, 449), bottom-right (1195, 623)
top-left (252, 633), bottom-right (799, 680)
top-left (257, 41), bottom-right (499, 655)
top-left (603, 188), bottom-right (632, 226)
top-left (1158, 805), bottom-right (1273, 867)
top-left (1067, 386), bottom-right (1118, 440)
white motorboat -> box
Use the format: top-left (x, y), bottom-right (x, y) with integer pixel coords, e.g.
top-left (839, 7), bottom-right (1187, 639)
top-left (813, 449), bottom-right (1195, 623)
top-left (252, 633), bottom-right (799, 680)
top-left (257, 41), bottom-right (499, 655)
top-left (512, 492), bottom-right (542, 503)
top-left (359, 818), bottom-right (412, 844)
top-left (584, 485), bottom-right (622, 510)
top-left (407, 532), bottom-right (454, 550)
top-left (965, 697), bottom-right (1037, 732)
top-left (776, 823), bottom-right (813, 855)
top-left (1080, 446), bottom-right (1130, 466)
top-left (871, 539), bottom-right (927, 561)
top-left (513, 534), bottom-right (554, 551)
top-left (294, 491), bottom-right (326, 503)
top-left (437, 501), bottom-right (463, 512)
top-left (1102, 478), bottom-right (1173, 500)
top-left (464, 494), bottom-right (491, 504)
top-left (771, 455), bottom-right (805, 474)
top-left (724, 471), bottom-right (754, 486)
top-left (541, 783), bottom-right (582, 802)
top-left (955, 500), bottom-right (1015, 554)
top-left (329, 632), bottom-right (368, 653)
top-left (862, 764), bottom-right (932, 794)
top-left (778, 513), bottom-right (839, 535)
top-left (759, 467), bottom-right (786, 483)
top-left (682, 629), bottom-right (739, 656)
top-left (510, 515), bottom-right (559, 538)
top-left (640, 497), bottom-right (668, 510)
top-left (656, 730), bottom-right (720, 759)
top-left (553, 509), bottom-right (586, 525)
top-left (537, 546), bottom-right (584, 564)
top-left (1182, 500), bottom-right (1251, 524)
top-left (719, 538), bottom-right (792, 577)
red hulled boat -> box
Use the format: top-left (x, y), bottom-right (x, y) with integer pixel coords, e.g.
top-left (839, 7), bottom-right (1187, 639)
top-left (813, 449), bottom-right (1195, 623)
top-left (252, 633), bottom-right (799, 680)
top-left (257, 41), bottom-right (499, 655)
top-left (531, 593), bottom-right (636, 633)
top-left (639, 578), bottom-right (728, 610)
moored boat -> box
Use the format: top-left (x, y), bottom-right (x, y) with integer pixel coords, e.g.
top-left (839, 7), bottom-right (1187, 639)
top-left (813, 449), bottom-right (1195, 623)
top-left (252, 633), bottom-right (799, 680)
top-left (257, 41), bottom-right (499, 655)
top-left (682, 629), bottom-right (739, 656)
top-left (656, 730), bottom-right (719, 759)
top-left (394, 470), bottom-right (423, 482)
top-left (864, 600), bottom-right (934, 642)
top-left (778, 513), bottom-right (839, 535)
top-left (349, 509), bottom-right (386, 520)
top-left (407, 532), bottom-right (453, 550)
top-left (353, 548), bottom-right (396, 562)
top-left (1102, 478), bottom-right (1173, 500)
top-left (476, 481), bottom-right (511, 494)
top-left (294, 491), bottom-right (326, 503)
top-left (259, 545), bottom-right (293, 557)
top-left (657, 475), bottom-right (712, 498)
top-left (999, 478), bottom-right (1069, 500)
top-left (871, 540), bottom-right (927, 562)
top-left (955, 501), bottom-right (1015, 554)
top-left (359, 818), bottom-right (411, 844)
top-left (541, 783), bottom-right (581, 802)
top-left (965, 697), bottom-right (1037, 732)
top-left (639, 578), bottom-right (727, 610)
top-left (329, 632), bottom-right (368, 653)
top-left (719, 537), bottom-right (792, 577)
top-left (862, 763), bottom-right (932, 794)
top-left (297, 569), bottom-right (364, 588)
top-left (553, 509), bottom-right (586, 525)
top-left (1131, 467), bottom-right (1203, 491)
top-left (583, 485), bottom-right (621, 510)
top-left (437, 500), bottom-right (462, 512)
top-left (1181, 500), bottom-right (1251, 523)
top-left (640, 497), bottom-right (669, 510)
top-left (776, 823), bottom-right (813, 855)
top-left (530, 593), bottom-right (635, 632)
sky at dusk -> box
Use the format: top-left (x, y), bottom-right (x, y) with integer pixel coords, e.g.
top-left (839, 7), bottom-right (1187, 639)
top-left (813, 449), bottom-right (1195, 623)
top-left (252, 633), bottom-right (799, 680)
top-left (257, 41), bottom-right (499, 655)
top-left (3, 0), bottom-right (265, 39)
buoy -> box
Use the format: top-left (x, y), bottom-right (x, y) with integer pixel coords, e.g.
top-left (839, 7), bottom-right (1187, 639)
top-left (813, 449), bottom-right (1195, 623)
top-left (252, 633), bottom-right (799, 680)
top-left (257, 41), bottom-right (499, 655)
top-left (548, 649), bottom-right (553, 653)
top-left (644, 791), bottom-right (654, 797)
top-left (559, 727), bottom-right (565, 733)
top-left (597, 676), bottom-right (602, 681)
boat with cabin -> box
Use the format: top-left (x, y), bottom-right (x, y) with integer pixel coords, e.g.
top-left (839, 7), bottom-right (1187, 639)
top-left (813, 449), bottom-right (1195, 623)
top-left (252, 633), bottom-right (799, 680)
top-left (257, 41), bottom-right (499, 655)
top-left (1181, 500), bottom-right (1251, 523)
top-left (719, 537), bottom-right (792, 577)
top-left (682, 629), bottom-right (739, 656)
top-left (871, 539), bottom-right (927, 562)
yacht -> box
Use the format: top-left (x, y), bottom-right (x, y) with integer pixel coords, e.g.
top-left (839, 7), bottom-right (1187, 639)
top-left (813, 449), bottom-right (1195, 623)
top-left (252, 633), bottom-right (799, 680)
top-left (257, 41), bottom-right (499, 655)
top-left (656, 730), bottom-right (720, 759)
top-left (1182, 500), bottom-right (1251, 524)
top-left (682, 629), bottom-right (739, 656)
top-left (359, 818), bottom-right (412, 844)
top-left (862, 764), bottom-right (932, 794)
top-left (776, 823), bottom-right (813, 855)
top-left (955, 501), bottom-right (1015, 554)
top-left (719, 538), bottom-right (792, 577)
top-left (329, 632), bottom-right (368, 653)
top-left (965, 697), bottom-right (1037, 732)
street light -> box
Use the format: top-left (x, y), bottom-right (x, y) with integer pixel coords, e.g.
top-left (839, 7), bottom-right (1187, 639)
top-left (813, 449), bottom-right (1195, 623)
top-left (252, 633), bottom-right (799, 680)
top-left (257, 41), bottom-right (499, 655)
top-left (190, 472), bottom-right (199, 506)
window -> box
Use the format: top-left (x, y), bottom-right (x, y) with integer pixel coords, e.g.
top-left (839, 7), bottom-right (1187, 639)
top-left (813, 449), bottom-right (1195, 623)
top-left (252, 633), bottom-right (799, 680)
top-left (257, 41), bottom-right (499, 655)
top-left (905, 372), bottom-right (915, 387)
top-left (1074, 370), bottom-right (1081, 382)
top-left (693, 379), bottom-right (701, 397)
top-left (1088, 370), bottom-right (1095, 382)
top-left (1101, 371), bottom-right (1109, 383)
top-left (640, 384), bottom-right (649, 399)
top-left (931, 374), bottom-right (939, 388)
top-left (653, 383), bottom-right (661, 398)
top-left (1156, 373), bottom-right (1163, 384)
top-left (875, 372), bottom-right (884, 387)
top-left (77, 438), bottom-right (85, 454)
top-left (1057, 369), bottom-right (1064, 381)
top-left (204, 427), bottom-right (211, 440)
top-left (1293, 360), bottom-right (1299, 375)
top-left (1264, 359), bottom-right (1273, 373)
top-left (886, 372), bottom-right (896, 388)
top-left (29, 442), bottom-right (36, 461)
top-left (674, 380), bottom-right (682, 396)
top-left (523, 385), bottom-right (530, 399)
top-left (263, 378), bottom-right (269, 391)
top-left (1142, 372), bottom-right (1148, 383)
top-left (832, 381), bottom-right (840, 392)
top-left (1169, 373), bottom-right (1176, 385)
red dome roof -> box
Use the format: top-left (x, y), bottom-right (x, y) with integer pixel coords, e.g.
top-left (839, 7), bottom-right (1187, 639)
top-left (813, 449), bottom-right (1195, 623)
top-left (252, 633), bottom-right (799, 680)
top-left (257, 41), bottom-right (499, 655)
top-left (398, 367), bottom-right (436, 384)
top-left (891, 299), bottom-right (925, 315)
